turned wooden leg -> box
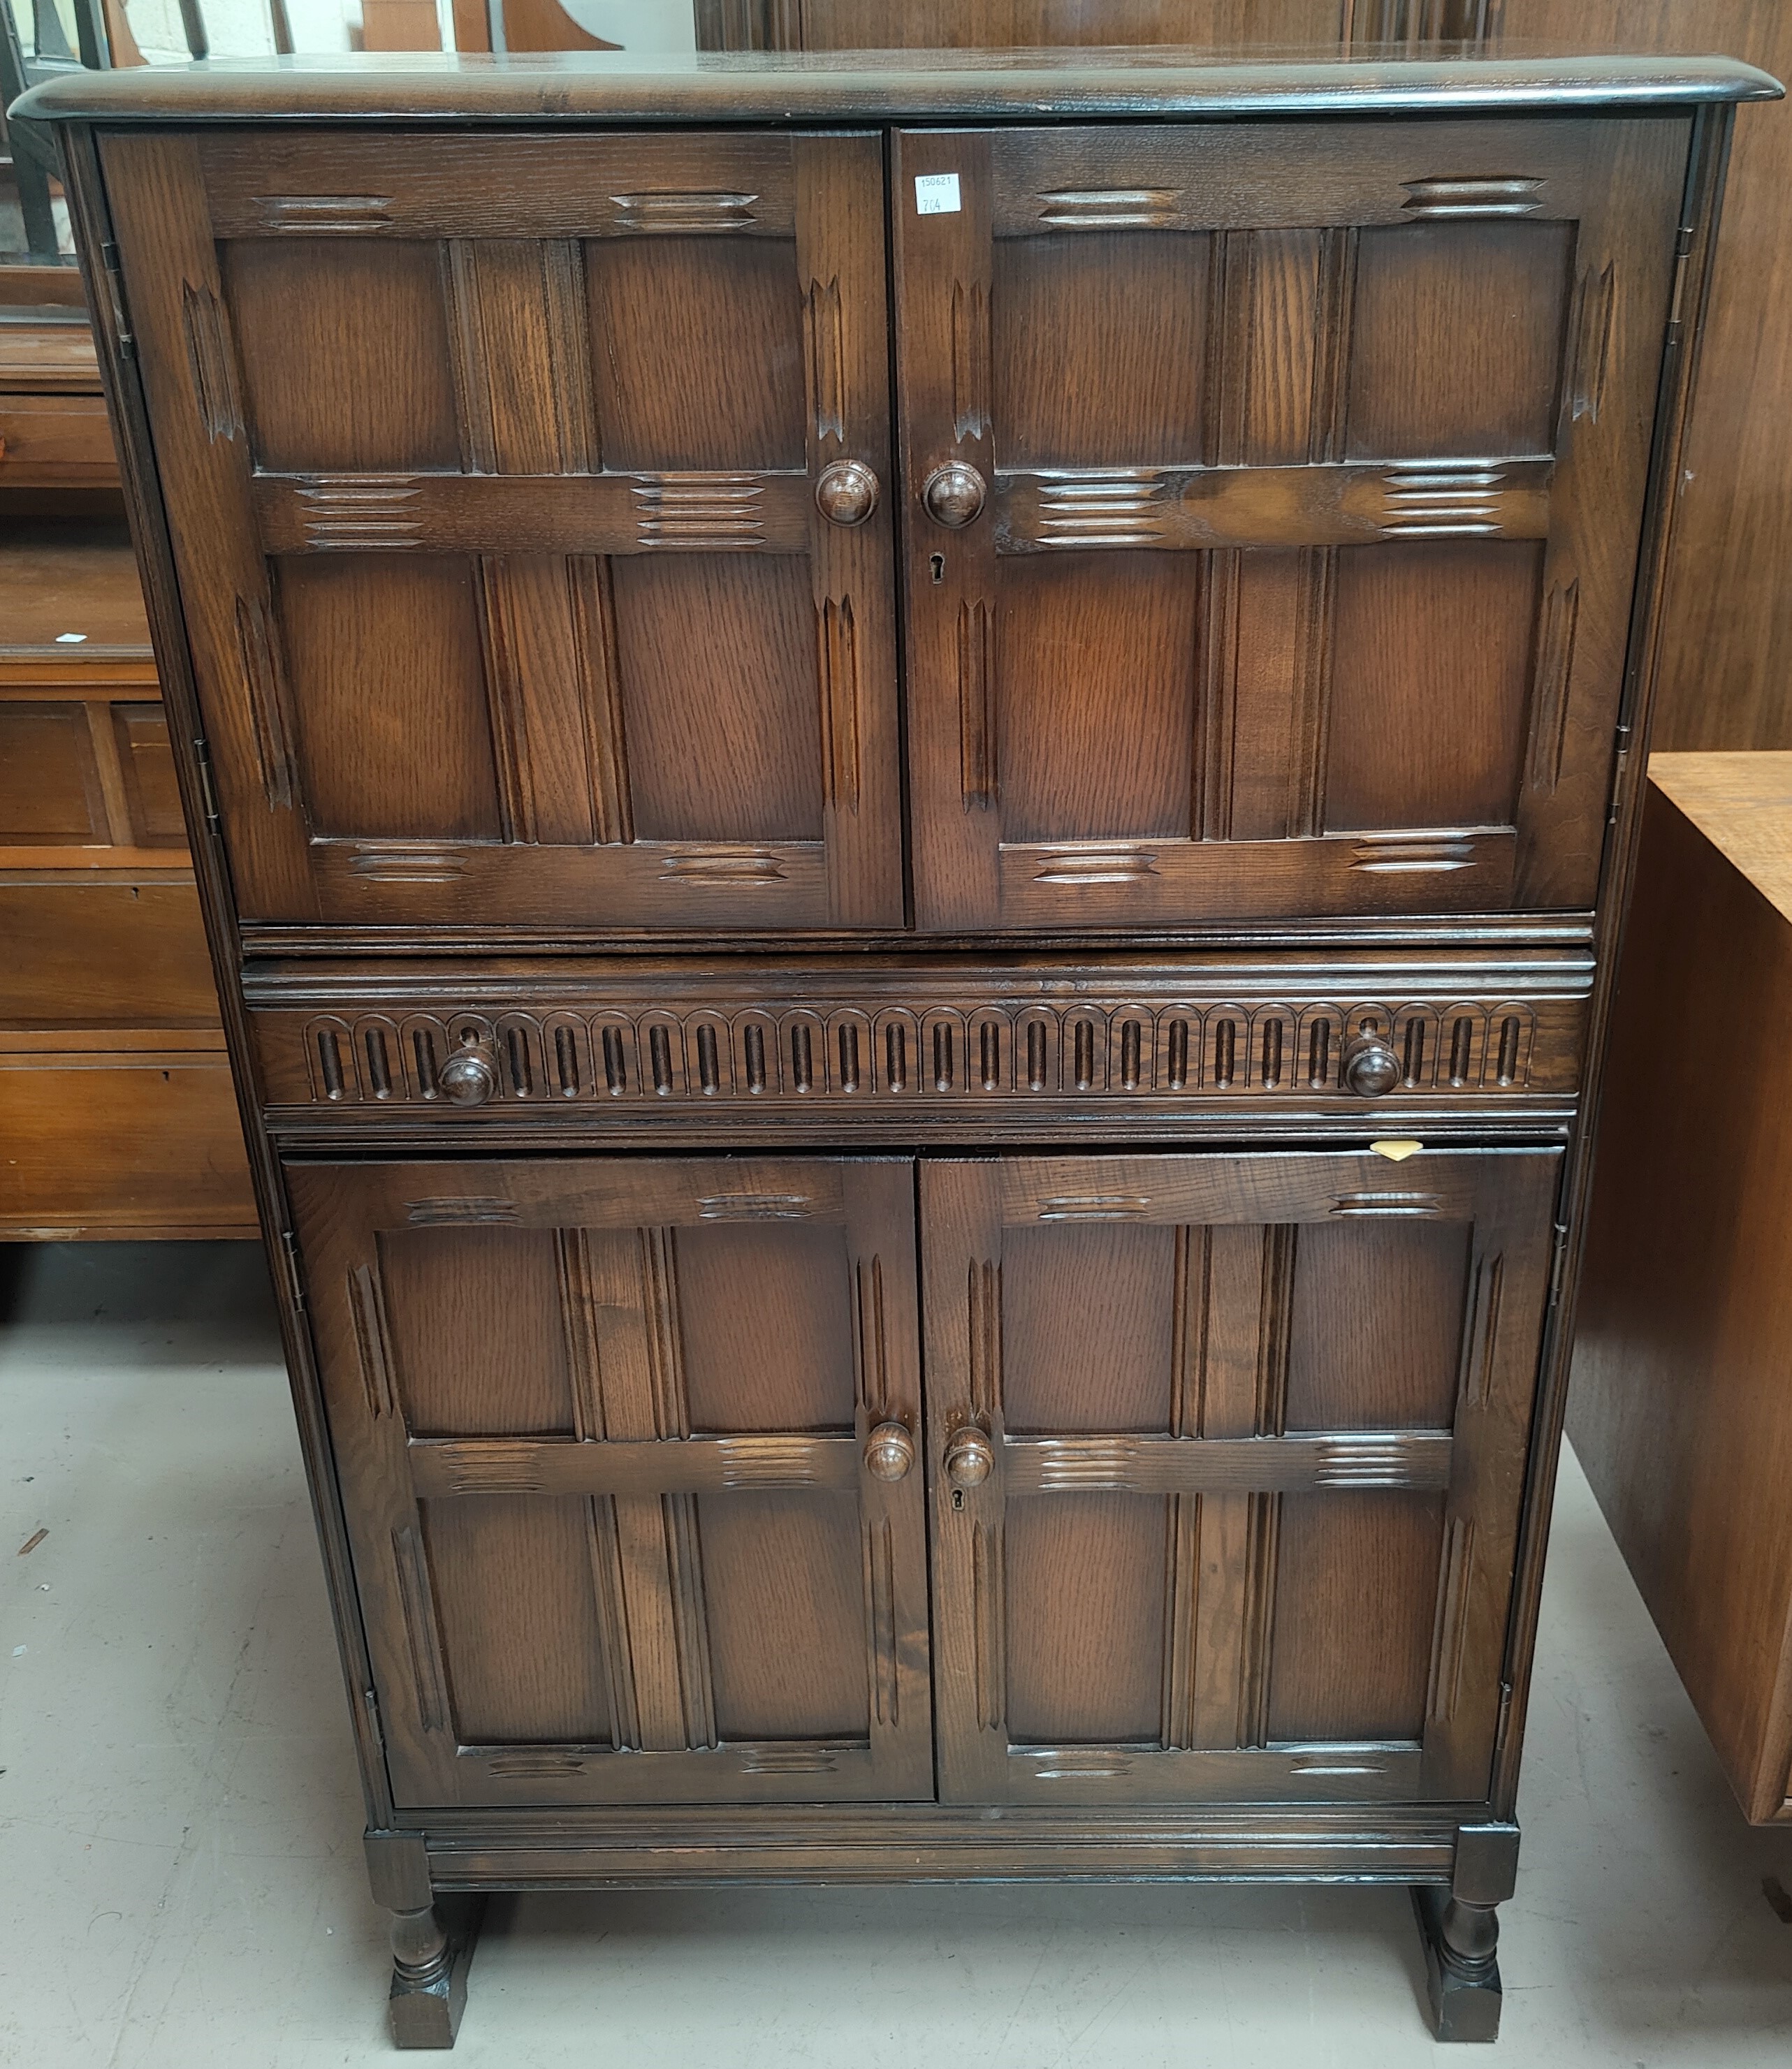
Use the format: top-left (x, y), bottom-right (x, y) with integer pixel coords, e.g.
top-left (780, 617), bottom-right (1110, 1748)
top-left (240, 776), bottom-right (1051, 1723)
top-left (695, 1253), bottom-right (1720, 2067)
top-left (1413, 1886), bottom-right (1503, 2042)
top-left (387, 1895), bottom-right (484, 2049)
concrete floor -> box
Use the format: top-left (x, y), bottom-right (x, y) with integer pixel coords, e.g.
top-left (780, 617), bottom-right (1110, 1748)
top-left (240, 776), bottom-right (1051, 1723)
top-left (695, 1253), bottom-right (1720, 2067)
top-left (3, 1241), bottom-right (1791, 2068)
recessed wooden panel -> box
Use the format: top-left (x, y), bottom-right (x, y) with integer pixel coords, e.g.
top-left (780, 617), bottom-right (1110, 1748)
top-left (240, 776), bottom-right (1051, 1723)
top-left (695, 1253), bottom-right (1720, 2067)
top-left (423, 1495), bottom-right (614, 1745)
top-left (992, 233), bottom-right (1208, 467)
top-left (585, 235), bottom-right (807, 471)
top-left (0, 703), bottom-right (106, 843)
top-left (221, 237), bottom-right (462, 471)
top-left (0, 882), bottom-right (217, 1023)
top-left (611, 553), bottom-right (824, 842)
top-left (1323, 542), bottom-right (1540, 833)
top-left (1283, 1222), bottom-right (1471, 1433)
top-left (379, 1227), bottom-right (576, 1436)
top-left (1346, 221), bottom-right (1574, 461)
top-left (1267, 1491), bottom-right (1444, 1743)
top-left (112, 703), bottom-right (187, 847)
top-left (678, 1225), bottom-right (857, 1434)
top-left (698, 1493), bottom-right (867, 1740)
top-left (1002, 1223), bottom-right (1178, 1434)
top-left (276, 554), bottom-right (503, 840)
top-left (998, 553), bottom-right (1197, 841)
top-left (1005, 1493), bottom-right (1166, 1744)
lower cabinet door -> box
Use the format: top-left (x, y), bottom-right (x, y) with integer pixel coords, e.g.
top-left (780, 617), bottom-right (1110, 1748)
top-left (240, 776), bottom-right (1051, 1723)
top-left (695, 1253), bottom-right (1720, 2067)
top-left (921, 1148), bottom-right (1559, 1806)
top-left (289, 1155), bottom-right (932, 1808)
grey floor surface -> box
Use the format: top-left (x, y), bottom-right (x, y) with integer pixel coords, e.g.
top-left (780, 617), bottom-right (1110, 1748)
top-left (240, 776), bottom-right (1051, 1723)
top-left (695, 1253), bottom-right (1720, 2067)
top-left (3, 1238), bottom-right (1791, 2068)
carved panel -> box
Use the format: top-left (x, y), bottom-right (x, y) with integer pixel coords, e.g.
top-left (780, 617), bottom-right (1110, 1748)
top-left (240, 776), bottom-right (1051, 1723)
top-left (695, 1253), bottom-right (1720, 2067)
top-left (277, 995), bottom-right (1557, 1109)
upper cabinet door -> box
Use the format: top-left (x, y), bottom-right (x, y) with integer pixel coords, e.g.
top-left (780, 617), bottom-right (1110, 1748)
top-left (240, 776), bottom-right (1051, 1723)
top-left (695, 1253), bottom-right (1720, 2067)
top-left (894, 119), bottom-right (1688, 932)
top-left (103, 131), bottom-right (902, 933)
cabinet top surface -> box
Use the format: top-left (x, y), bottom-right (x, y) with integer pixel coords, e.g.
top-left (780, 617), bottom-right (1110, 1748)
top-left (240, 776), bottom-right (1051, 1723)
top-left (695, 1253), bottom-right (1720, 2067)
top-left (13, 47), bottom-right (1779, 128)
top-left (1649, 754), bottom-right (1792, 926)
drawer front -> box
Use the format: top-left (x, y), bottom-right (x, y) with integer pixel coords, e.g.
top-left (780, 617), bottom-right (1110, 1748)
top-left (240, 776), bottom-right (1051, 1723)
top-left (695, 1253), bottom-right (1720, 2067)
top-left (0, 395), bottom-right (119, 487)
top-left (252, 964), bottom-right (1589, 1127)
top-left (0, 1046), bottom-right (254, 1236)
top-left (0, 696), bottom-right (187, 859)
top-left (288, 1154), bottom-right (933, 1809)
top-left (0, 879), bottom-right (219, 1024)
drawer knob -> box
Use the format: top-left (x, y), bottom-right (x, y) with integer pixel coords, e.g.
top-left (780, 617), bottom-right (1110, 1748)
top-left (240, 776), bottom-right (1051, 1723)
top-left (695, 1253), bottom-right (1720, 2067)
top-left (865, 1420), bottom-right (915, 1482)
top-left (944, 1424), bottom-right (994, 1487)
top-left (815, 459), bottom-right (880, 527)
top-left (1342, 1032), bottom-right (1401, 1098)
top-left (437, 1044), bottom-right (497, 1106)
top-left (922, 461), bottom-right (986, 529)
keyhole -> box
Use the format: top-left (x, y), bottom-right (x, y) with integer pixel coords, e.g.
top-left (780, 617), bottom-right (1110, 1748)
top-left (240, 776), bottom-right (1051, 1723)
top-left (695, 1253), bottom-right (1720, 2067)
top-left (930, 553), bottom-right (945, 584)
top-left (951, 1487), bottom-right (965, 1511)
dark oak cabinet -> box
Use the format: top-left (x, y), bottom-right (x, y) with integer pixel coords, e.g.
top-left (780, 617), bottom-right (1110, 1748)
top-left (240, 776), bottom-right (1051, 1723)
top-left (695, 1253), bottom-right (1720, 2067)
top-left (16, 43), bottom-right (1772, 2049)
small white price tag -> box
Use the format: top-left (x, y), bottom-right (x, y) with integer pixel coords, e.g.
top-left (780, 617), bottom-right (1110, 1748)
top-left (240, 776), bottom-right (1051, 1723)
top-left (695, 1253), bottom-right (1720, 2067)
top-left (914, 173), bottom-right (962, 217)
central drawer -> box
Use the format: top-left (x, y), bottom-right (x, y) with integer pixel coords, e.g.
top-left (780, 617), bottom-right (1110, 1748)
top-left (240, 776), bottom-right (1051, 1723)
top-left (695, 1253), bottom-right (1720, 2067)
top-left (249, 955), bottom-right (1591, 1134)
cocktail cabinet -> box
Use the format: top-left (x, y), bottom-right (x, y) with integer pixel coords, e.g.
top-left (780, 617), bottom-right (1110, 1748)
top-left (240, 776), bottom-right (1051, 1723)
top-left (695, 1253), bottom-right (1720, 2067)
top-left (17, 45), bottom-right (1773, 2045)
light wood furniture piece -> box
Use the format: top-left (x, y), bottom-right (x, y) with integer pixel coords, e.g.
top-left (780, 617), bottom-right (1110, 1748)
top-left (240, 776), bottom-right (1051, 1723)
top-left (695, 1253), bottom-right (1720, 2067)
top-left (1571, 754), bottom-right (1792, 1826)
top-left (17, 45), bottom-right (1772, 2046)
top-left (0, 304), bottom-right (253, 1239)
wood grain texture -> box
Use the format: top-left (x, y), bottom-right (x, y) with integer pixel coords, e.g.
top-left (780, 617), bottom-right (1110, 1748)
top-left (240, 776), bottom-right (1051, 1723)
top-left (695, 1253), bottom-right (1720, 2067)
top-left (1570, 759), bottom-right (1792, 1822)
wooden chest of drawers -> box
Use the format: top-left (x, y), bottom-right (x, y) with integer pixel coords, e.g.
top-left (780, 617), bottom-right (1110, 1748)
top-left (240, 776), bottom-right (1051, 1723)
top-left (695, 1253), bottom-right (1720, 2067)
top-left (17, 45), bottom-right (1773, 2046)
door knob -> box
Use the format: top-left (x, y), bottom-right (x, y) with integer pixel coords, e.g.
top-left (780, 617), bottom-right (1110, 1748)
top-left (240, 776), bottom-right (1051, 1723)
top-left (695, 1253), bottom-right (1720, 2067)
top-left (944, 1424), bottom-right (994, 1487)
top-left (437, 1043), bottom-right (497, 1106)
top-left (865, 1420), bottom-right (915, 1482)
top-left (1342, 1031), bottom-right (1401, 1098)
top-left (815, 460), bottom-right (880, 527)
top-left (922, 461), bottom-right (986, 529)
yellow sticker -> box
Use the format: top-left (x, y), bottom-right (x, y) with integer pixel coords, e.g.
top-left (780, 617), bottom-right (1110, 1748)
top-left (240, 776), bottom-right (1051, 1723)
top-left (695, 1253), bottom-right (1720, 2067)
top-left (1370, 1139), bottom-right (1422, 1163)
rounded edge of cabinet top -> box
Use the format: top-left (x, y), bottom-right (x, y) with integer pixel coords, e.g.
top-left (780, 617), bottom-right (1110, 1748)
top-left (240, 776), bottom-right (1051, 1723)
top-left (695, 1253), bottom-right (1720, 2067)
top-left (10, 50), bottom-right (1781, 129)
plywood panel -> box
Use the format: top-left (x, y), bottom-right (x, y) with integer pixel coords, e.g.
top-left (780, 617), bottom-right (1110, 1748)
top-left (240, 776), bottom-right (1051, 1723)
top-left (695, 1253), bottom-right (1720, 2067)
top-left (1268, 1491), bottom-right (1444, 1742)
top-left (1347, 221), bottom-right (1574, 461)
top-left (379, 1227), bottom-right (577, 1436)
top-left (1005, 1493), bottom-right (1165, 1744)
top-left (1324, 542), bottom-right (1540, 833)
top-left (992, 232), bottom-right (1208, 467)
top-left (425, 1495), bottom-right (615, 1744)
top-left (611, 553), bottom-right (823, 842)
top-left (997, 553), bottom-right (1197, 841)
top-left (222, 238), bottom-right (462, 471)
top-left (277, 554), bottom-right (503, 840)
top-left (1002, 1223), bottom-right (1178, 1434)
top-left (1284, 1222), bottom-right (1471, 1433)
top-left (699, 1493), bottom-right (868, 1740)
top-left (678, 1224), bottom-right (857, 1434)
top-left (586, 235), bottom-right (807, 471)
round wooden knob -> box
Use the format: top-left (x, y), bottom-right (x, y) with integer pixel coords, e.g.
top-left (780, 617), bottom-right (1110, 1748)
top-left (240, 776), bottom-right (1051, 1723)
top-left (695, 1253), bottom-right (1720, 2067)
top-left (1342, 1032), bottom-right (1401, 1098)
top-left (865, 1420), bottom-right (915, 1482)
top-left (437, 1046), bottom-right (497, 1106)
top-left (815, 459), bottom-right (880, 527)
top-left (922, 461), bottom-right (986, 529)
top-left (944, 1425), bottom-right (994, 1487)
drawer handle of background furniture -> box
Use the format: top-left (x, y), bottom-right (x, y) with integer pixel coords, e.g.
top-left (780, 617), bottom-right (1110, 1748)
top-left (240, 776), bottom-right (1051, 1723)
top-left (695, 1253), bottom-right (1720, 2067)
top-left (944, 1424), bottom-right (995, 1487)
top-left (865, 1421), bottom-right (916, 1482)
top-left (815, 459), bottom-right (880, 527)
top-left (1342, 1031), bottom-right (1401, 1098)
top-left (922, 461), bottom-right (986, 529)
top-left (437, 1042), bottom-right (497, 1107)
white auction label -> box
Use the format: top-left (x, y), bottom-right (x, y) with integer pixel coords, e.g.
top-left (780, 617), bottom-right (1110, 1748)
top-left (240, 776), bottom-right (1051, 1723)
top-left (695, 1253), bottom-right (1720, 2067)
top-left (914, 173), bottom-right (962, 216)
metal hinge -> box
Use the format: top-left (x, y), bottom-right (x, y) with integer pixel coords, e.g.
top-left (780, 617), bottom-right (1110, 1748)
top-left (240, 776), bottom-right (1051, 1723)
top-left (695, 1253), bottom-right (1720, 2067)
top-left (99, 239), bottom-right (136, 360)
top-left (363, 1686), bottom-right (386, 1756)
top-left (1664, 223), bottom-right (1697, 351)
top-left (279, 1229), bottom-right (306, 1311)
top-left (1547, 1222), bottom-right (1572, 1309)
top-left (1607, 737), bottom-right (1631, 828)
top-left (193, 737), bottom-right (221, 834)
top-left (1494, 1679), bottom-right (1515, 1757)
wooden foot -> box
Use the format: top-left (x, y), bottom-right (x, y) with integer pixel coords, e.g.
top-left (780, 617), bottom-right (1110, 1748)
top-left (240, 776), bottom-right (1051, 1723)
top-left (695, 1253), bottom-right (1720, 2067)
top-left (388, 1894), bottom-right (485, 2049)
top-left (1412, 1886), bottom-right (1503, 2042)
